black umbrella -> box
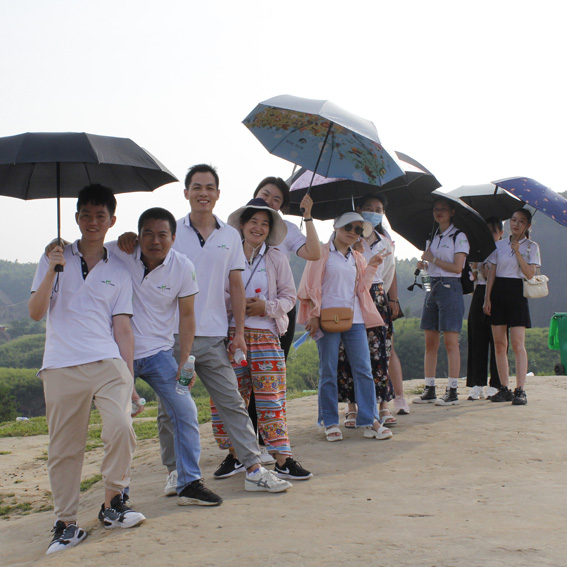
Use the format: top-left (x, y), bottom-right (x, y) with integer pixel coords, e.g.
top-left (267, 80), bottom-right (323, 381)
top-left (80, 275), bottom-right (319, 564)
top-left (0, 132), bottom-right (178, 270)
top-left (285, 151), bottom-right (441, 219)
top-left (446, 183), bottom-right (526, 220)
top-left (385, 188), bottom-right (495, 262)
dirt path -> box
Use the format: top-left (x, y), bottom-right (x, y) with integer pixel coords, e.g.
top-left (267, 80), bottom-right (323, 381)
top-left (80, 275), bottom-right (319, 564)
top-left (1, 377), bottom-right (566, 567)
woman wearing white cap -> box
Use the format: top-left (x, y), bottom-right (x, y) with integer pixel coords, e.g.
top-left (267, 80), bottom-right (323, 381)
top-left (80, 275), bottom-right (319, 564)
top-left (210, 198), bottom-right (312, 481)
top-left (298, 212), bottom-right (392, 442)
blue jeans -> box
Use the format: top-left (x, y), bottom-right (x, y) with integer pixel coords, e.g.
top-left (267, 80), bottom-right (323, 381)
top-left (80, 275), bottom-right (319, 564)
top-left (317, 324), bottom-right (377, 428)
top-left (134, 349), bottom-right (201, 492)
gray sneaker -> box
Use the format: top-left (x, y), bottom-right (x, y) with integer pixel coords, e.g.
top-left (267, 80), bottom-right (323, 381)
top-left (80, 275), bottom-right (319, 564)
top-left (46, 521), bottom-right (87, 555)
top-left (245, 467), bottom-right (292, 493)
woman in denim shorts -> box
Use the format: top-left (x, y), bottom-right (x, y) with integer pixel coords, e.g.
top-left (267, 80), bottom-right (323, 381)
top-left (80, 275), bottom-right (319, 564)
top-left (412, 197), bottom-right (470, 406)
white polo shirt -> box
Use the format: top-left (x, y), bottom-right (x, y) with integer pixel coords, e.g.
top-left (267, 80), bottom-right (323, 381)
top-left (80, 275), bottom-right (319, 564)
top-left (229, 242), bottom-right (277, 335)
top-left (31, 240), bottom-right (133, 371)
top-left (321, 241), bottom-right (364, 324)
top-left (487, 237), bottom-right (541, 279)
top-left (107, 242), bottom-right (199, 359)
top-left (426, 224), bottom-right (470, 277)
top-left (360, 232), bottom-right (393, 285)
top-left (173, 214), bottom-right (245, 337)
top-left (275, 220), bottom-right (306, 259)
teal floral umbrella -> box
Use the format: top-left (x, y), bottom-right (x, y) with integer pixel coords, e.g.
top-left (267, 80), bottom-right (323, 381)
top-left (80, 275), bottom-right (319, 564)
top-left (243, 94), bottom-right (405, 187)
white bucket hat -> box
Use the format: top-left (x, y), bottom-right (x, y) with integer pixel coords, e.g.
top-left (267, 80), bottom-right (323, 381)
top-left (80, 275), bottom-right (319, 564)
top-left (333, 211), bottom-right (373, 238)
top-left (227, 198), bottom-right (288, 246)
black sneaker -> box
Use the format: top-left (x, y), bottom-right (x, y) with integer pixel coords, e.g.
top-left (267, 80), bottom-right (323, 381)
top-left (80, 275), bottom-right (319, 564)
top-left (213, 454), bottom-right (245, 479)
top-left (412, 385), bottom-right (437, 404)
top-left (46, 520), bottom-right (87, 555)
top-left (490, 386), bottom-right (514, 403)
top-left (274, 457), bottom-right (313, 481)
top-left (512, 388), bottom-right (528, 405)
top-left (98, 494), bottom-right (146, 529)
top-left (435, 387), bottom-right (459, 406)
top-left (178, 479), bottom-right (223, 506)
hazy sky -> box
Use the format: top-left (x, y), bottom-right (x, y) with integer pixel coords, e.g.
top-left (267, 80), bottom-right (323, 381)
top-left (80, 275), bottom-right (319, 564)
top-left (1, 0), bottom-right (565, 262)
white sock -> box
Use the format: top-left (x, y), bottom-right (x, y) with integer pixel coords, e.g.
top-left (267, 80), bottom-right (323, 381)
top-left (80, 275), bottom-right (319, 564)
top-left (425, 377), bottom-right (435, 387)
top-left (246, 466), bottom-right (266, 478)
top-left (449, 378), bottom-right (459, 389)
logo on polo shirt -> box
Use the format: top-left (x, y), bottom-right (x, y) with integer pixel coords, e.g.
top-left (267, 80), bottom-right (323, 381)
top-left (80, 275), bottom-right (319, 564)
top-left (157, 284), bottom-right (171, 291)
top-left (257, 268), bottom-right (266, 273)
top-left (217, 244), bottom-right (230, 250)
top-left (101, 279), bottom-right (115, 286)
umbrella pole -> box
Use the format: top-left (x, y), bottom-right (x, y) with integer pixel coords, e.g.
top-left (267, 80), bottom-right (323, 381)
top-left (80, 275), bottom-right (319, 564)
top-left (54, 162), bottom-right (64, 272)
top-left (301, 122), bottom-right (334, 215)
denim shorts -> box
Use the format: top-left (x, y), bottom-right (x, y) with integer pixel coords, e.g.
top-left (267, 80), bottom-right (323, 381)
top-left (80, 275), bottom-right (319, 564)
top-left (420, 277), bottom-right (465, 332)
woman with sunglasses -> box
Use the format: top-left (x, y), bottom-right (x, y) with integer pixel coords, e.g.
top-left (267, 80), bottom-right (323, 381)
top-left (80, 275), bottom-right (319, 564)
top-left (483, 208), bottom-right (540, 405)
top-left (298, 212), bottom-right (392, 442)
top-left (412, 197), bottom-right (470, 406)
top-left (337, 194), bottom-right (409, 430)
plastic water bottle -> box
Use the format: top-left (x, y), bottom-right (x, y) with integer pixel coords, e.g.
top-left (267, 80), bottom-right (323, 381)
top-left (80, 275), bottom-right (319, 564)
top-left (176, 355), bottom-right (196, 395)
top-left (254, 288), bottom-right (266, 300)
top-left (131, 398), bottom-right (146, 415)
top-left (420, 269), bottom-right (431, 292)
top-left (233, 348), bottom-right (247, 366)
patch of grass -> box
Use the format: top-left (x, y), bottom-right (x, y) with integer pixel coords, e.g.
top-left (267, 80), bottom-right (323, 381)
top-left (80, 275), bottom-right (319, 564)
top-left (80, 474), bottom-right (102, 492)
top-left (36, 450), bottom-right (48, 461)
top-left (406, 385), bottom-right (424, 396)
top-left (133, 420), bottom-right (158, 439)
top-left (0, 493), bottom-right (32, 518)
top-left (0, 451), bottom-right (11, 455)
top-left (0, 416), bottom-right (48, 438)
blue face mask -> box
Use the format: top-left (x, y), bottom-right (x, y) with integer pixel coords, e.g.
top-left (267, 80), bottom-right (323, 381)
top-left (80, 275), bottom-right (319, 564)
top-left (361, 211), bottom-right (383, 227)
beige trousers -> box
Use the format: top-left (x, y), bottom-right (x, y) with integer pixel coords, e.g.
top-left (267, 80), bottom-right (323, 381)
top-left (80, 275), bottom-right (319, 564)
top-left (41, 358), bottom-right (136, 522)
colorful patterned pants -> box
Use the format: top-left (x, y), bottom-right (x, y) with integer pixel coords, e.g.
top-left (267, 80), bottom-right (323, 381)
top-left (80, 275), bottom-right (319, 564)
top-left (211, 327), bottom-right (291, 456)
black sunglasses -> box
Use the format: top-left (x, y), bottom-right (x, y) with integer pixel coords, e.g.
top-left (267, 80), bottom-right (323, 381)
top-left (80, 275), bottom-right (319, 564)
top-left (342, 223), bottom-right (364, 236)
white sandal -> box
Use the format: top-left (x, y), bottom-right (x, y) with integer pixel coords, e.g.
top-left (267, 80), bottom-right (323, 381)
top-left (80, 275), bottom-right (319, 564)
top-left (363, 422), bottom-right (393, 440)
top-left (344, 411), bottom-right (357, 429)
top-left (325, 426), bottom-right (343, 442)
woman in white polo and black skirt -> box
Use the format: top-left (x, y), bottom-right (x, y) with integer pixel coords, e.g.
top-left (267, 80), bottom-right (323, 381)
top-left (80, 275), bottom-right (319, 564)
top-left (483, 208), bottom-right (541, 405)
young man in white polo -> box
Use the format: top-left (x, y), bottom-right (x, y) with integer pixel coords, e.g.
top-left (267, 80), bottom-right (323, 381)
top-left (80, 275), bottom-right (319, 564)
top-left (29, 185), bottom-right (145, 556)
top-left (119, 164), bottom-right (291, 493)
top-left (109, 207), bottom-right (222, 506)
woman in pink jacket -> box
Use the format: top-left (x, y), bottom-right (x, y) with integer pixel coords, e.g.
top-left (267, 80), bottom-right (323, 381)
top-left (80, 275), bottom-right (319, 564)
top-left (210, 198), bottom-right (312, 481)
top-left (298, 212), bottom-right (393, 442)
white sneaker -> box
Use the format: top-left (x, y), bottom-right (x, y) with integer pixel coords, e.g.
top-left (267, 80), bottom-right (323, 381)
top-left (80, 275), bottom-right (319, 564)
top-left (394, 396), bottom-right (410, 415)
top-left (259, 446), bottom-right (276, 465)
top-left (164, 470), bottom-right (178, 496)
top-left (485, 386), bottom-right (499, 399)
top-left (467, 385), bottom-right (483, 400)
top-left (245, 467), bottom-right (292, 493)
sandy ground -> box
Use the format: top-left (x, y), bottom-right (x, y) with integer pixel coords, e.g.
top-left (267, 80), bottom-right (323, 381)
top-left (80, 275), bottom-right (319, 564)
top-left (1, 376), bottom-right (567, 567)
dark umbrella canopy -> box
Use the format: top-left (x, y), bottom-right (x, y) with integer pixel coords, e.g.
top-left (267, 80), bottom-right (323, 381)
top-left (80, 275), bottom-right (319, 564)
top-left (493, 177), bottom-right (567, 228)
top-left (384, 189), bottom-right (496, 262)
top-left (286, 151), bottom-right (441, 219)
top-left (0, 132), bottom-right (177, 199)
top-left (446, 183), bottom-right (526, 220)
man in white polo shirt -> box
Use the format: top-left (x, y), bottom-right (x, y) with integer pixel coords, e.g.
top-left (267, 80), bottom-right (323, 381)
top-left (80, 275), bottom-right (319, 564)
top-left (108, 207), bottom-right (222, 506)
top-left (120, 164), bottom-right (291, 493)
top-left (29, 185), bottom-right (145, 556)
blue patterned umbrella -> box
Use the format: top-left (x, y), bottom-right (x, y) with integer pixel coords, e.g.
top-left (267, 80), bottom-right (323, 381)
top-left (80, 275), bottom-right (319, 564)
top-left (493, 177), bottom-right (567, 228)
top-left (243, 94), bottom-right (405, 187)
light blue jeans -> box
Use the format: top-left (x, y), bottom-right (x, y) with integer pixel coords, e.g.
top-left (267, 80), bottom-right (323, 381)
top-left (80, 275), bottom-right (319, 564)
top-left (317, 323), bottom-right (377, 428)
top-left (134, 349), bottom-right (201, 492)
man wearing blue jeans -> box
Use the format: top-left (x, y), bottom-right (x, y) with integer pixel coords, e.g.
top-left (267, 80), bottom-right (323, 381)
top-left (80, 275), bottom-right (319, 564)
top-left (110, 207), bottom-right (222, 505)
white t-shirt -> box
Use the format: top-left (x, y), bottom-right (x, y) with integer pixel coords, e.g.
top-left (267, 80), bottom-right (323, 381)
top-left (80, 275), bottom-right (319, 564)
top-left (486, 237), bottom-right (541, 279)
top-left (426, 224), bottom-right (470, 277)
top-left (321, 241), bottom-right (364, 324)
top-left (275, 220), bottom-right (306, 259)
top-left (359, 232), bottom-right (394, 285)
top-left (31, 240), bottom-right (133, 371)
top-left (229, 243), bottom-right (277, 335)
top-left (108, 242), bottom-right (199, 359)
top-left (173, 214), bottom-right (245, 337)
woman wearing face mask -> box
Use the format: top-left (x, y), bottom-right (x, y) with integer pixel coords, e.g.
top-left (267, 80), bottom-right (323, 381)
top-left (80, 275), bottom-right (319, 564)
top-left (466, 217), bottom-right (503, 401)
top-left (298, 212), bottom-right (392, 442)
top-left (336, 194), bottom-right (409, 430)
top-left (412, 197), bottom-right (470, 406)
top-left (483, 209), bottom-right (540, 405)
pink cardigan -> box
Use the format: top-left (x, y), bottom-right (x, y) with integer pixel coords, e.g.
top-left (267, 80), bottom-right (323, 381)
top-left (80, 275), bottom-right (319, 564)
top-left (297, 241), bottom-right (384, 329)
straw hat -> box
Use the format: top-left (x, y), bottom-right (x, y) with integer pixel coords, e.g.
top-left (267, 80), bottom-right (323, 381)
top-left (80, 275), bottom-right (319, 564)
top-left (227, 198), bottom-right (288, 246)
